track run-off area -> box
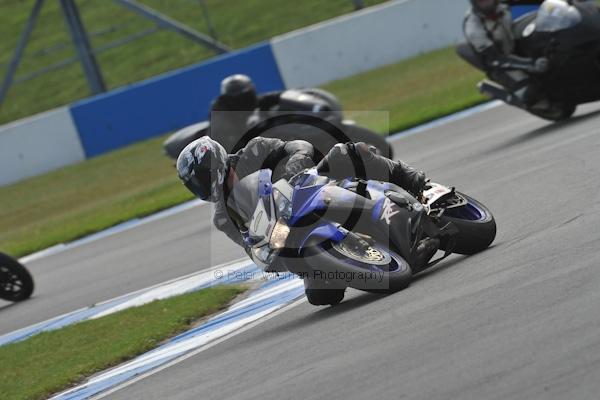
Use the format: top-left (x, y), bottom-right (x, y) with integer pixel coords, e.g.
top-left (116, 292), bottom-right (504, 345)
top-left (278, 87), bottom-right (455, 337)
top-left (3, 102), bottom-right (600, 400)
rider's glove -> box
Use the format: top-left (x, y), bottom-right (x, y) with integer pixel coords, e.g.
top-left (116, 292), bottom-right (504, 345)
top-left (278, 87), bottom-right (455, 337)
top-left (531, 57), bottom-right (550, 74)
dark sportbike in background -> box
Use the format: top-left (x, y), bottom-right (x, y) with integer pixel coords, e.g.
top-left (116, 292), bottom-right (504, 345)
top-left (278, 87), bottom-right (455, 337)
top-left (163, 88), bottom-right (393, 160)
top-left (0, 252), bottom-right (34, 302)
top-left (458, 0), bottom-right (600, 121)
top-left (238, 168), bottom-right (496, 306)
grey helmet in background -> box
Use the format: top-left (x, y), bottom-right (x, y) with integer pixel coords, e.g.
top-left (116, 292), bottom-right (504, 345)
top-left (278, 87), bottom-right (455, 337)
top-left (176, 136), bottom-right (228, 202)
top-left (470, 0), bottom-right (500, 17)
top-left (219, 74), bottom-right (258, 111)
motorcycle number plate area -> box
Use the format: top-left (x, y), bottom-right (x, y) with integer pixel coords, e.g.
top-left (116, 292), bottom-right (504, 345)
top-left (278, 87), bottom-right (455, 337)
top-left (424, 183), bottom-right (452, 205)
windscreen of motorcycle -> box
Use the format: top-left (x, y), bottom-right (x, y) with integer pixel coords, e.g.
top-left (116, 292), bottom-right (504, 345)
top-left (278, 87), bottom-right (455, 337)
top-left (534, 0), bottom-right (582, 32)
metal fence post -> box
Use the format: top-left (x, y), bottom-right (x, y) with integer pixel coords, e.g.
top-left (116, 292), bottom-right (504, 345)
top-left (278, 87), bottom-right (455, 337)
top-left (198, 0), bottom-right (219, 43)
top-left (114, 0), bottom-right (230, 54)
top-left (60, 0), bottom-right (106, 94)
top-left (0, 0), bottom-right (45, 108)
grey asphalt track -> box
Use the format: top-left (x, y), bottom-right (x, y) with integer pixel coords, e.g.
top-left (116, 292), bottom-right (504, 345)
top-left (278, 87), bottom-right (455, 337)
top-left (106, 103), bottom-right (600, 400)
top-left (0, 204), bottom-right (246, 335)
top-left (4, 102), bottom-right (600, 400)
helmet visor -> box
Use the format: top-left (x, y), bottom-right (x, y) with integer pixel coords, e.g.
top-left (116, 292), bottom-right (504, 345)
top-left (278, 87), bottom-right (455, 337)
top-left (184, 168), bottom-right (213, 200)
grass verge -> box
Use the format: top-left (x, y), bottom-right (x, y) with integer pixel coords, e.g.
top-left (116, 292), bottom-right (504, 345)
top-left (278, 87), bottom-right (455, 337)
top-left (322, 47), bottom-right (486, 133)
top-left (0, 46), bottom-right (485, 258)
top-left (0, 0), bottom-right (386, 124)
top-left (0, 134), bottom-right (194, 257)
top-left (0, 285), bottom-right (246, 400)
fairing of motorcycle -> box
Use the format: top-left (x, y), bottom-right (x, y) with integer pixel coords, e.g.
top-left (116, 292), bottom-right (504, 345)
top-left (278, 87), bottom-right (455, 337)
top-left (240, 169), bottom-right (496, 306)
top-left (533, 0), bottom-right (582, 32)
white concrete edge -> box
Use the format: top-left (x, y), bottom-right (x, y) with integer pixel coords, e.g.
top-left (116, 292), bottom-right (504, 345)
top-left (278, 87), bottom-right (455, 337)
top-left (271, 0), bottom-right (409, 44)
top-left (92, 297), bottom-right (308, 400)
top-left (270, 0), bottom-right (469, 88)
top-left (0, 106), bottom-right (86, 186)
top-left (0, 106), bottom-right (70, 130)
top-left (0, 257), bottom-right (254, 347)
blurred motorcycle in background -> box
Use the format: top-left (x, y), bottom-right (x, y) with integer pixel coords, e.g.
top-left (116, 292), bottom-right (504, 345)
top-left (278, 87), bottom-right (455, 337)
top-left (163, 87), bottom-right (393, 160)
top-left (458, 0), bottom-right (600, 121)
top-left (0, 252), bottom-right (34, 302)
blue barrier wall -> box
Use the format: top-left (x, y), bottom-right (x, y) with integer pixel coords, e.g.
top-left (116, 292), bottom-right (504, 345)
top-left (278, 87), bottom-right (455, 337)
top-left (511, 5), bottom-right (540, 19)
top-left (70, 42), bottom-right (285, 158)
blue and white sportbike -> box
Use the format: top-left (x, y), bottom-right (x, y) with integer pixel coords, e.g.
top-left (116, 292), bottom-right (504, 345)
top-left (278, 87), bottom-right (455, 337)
top-left (234, 169), bottom-right (496, 306)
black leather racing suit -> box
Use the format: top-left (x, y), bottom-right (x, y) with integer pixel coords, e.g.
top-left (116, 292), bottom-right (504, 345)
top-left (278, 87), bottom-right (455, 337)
top-left (213, 137), bottom-right (426, 249)
top-left (463, 4), bottom-right (539, 102)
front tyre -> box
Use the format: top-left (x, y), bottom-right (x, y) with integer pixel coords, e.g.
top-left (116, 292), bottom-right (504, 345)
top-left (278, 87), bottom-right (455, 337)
top-left (0, 253), bottom-right (34, 302)
top-left (303, 236), bottom-right (412, 294)
top-left (303, 278), bottom-right (345, 306)
top-left (438, 193), bottom-right (496, 255)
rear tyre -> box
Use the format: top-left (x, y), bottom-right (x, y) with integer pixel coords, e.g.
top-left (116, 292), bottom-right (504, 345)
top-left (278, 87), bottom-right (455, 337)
top-left (438, 193), bottom-right (496, 255)
top-left (530, 103), bottom-right (576, 121)
top-left (0, 253), bottom-right (34, 302)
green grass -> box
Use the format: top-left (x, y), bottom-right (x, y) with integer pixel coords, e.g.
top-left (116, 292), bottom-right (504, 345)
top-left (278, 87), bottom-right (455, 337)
top-left (323, 47), bottom-right (486, 134)
top-left (0, 0), bottom-right (387, 124)
top-left (0, 133), bottom-right (193, 257)
top-left (0, 46), bottom-right (485, 258)
top-left (0, 285), bottom-right (246, 400)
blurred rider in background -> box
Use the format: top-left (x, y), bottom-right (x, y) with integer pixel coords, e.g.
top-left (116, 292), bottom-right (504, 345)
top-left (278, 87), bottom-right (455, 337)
top-left (208, 74), bottom-right (343, 154)
top-left (463, 0), bottom-right (549, 107)
top-left (208, 74), bottom-right (285, 153)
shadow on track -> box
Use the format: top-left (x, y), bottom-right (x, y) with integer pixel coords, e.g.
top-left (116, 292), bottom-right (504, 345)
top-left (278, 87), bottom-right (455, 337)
top-left (412, 254), bottom-right (469, 283)
top-left (269, 255), bottom-right (474, 338)
top-left (268, 292), bottom-right (393, 338)
top-left (486, 109), bottom-right (600, 154)
top-left (0, 301), bottom-right (22, 312)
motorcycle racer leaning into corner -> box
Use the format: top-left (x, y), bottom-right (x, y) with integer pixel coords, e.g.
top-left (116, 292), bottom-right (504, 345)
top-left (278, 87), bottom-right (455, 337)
top-left (176, 135), bottom-right (439, 273)
top-left (463, 0), bottom-right (551, 108)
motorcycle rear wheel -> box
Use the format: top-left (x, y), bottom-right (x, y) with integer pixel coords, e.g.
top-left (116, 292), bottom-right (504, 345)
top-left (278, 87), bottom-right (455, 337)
top-left (529, 103), bottom-right (576, 121)
top-left (0, 253), bottom-right (34, 302)
top-left (438, 193), bottom-right (496, 255)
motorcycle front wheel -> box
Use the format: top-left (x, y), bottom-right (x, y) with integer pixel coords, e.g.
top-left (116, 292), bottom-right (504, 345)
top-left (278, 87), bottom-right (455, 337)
top-left (302, 236), bottom-right (412, 294)
top-left (303, 278), bottom-right (346, 306)
top-left (0, 253), bottom-right (34, 302)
